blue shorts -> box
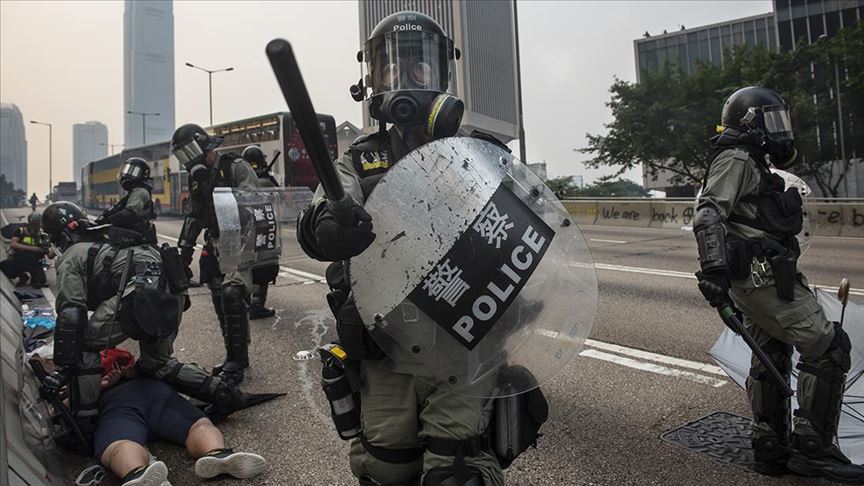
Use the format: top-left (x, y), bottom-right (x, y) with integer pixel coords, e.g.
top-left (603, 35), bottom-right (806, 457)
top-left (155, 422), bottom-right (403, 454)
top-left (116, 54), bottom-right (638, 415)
top-left (93, 378), bottom-right (206, 459)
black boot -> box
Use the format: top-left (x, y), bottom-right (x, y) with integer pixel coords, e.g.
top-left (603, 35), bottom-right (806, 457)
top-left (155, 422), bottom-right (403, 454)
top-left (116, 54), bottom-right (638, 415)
top-left (752, 437), bottom-right (790, 476)
top-left (248, 303), bottom-right (276, 320)
top-left (788, 434), bottom-right (864, 484)
top-left (787, 323), bottom-right (862, 483)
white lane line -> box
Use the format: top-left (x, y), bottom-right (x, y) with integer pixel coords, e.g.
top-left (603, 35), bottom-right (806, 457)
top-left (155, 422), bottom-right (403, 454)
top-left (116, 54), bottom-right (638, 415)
top-left (579, 349), bottom-right (728, 388)
top-left (584, 339), bottom-right (726, 376)
top-left (590, 239), bottom-right (628, 244)
top-left (594, 262), bottom-right (864, 296)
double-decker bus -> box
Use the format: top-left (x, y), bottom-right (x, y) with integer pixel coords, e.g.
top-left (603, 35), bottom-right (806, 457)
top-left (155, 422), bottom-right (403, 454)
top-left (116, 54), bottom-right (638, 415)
top-left (84, 142), bottom-right (179, 214)
top-left (210, 111), bottom-right (338, 190)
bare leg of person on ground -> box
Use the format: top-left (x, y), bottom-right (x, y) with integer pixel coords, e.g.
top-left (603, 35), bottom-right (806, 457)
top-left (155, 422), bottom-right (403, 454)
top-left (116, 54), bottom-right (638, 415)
top-left (188, 417), bottom-right (267, 479)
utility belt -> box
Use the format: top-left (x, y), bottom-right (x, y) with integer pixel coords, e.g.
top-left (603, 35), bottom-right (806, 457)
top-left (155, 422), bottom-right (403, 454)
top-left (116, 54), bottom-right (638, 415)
top-left (727, 235), bottom-right (799, 301)
top-left (319, 341), bottom-right (549, 474)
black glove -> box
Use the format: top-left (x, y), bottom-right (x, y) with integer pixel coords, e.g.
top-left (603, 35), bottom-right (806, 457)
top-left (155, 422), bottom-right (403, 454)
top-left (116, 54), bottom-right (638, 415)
top-left (42, 369), bottom-right (69, 394)
top-left (695, 271), bottom-right (730, 308)
top-left (314, 203), bottom-right (375, 261)
top-left (180, 246), bottom-right (194, 267)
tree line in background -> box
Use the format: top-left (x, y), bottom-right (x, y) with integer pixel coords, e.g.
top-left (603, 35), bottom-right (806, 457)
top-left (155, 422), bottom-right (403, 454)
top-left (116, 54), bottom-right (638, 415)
top-left (580, 22), bottom-right (863, 198)
top-left (546, 176), bottom-right (650, 198)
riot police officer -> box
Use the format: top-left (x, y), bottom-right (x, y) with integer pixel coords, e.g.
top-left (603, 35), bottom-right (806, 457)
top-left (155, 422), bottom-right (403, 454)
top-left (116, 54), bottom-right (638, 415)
top-left (297, 11), bottom-right (503, 486)
top-left (41, 201), bottom-right (246, 436)
top-left (242, 145), bottom-right (278, 320)
top-left (695, 86), bottom-right (863, 483)
top-left (172, 124), bottom-right (261, 386)
top-left (96, 157), bottom-right (157, 242)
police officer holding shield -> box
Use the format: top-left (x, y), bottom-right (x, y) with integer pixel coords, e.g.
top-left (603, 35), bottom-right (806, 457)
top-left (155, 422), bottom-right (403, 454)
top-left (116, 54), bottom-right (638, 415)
top-left (96, 157), bottom-right (157, 243)
top-left (695, 87), bottom-right (863, 483)
top-left (296, 12), bottom-right (504, 486)
top-left (41, 201), bottom-right (246, 438)
top-left (173, 124), bottom-right (261, 386)
top-left (242, 145), bottom-right (278, 320)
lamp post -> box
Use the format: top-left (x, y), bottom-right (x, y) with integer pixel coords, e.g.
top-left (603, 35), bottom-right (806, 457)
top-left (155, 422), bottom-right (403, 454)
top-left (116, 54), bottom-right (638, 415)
top-left (29, 120), bottom-right (53, 197)
top-left (818, 34), bottom-right (846, 165)
top-left (126, 111), bottom-right (160, 145)
top-left (100, 143), bottom-right (125, 155)
top-left (185, 62), bottom-right (234, 126)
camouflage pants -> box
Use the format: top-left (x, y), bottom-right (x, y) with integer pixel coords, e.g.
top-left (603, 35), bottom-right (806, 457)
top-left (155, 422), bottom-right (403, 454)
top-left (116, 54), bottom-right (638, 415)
top-left (348, 360), bottom-right (504, 485)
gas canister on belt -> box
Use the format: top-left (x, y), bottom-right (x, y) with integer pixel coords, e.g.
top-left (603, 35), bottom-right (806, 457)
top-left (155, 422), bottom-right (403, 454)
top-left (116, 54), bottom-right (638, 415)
top-left (319, 343), bottom-right (360, 440)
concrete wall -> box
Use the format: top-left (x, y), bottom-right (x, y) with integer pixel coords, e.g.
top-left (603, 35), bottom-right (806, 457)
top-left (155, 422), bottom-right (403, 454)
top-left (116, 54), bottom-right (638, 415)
top-left (563, 199), bottom-right (864, 237)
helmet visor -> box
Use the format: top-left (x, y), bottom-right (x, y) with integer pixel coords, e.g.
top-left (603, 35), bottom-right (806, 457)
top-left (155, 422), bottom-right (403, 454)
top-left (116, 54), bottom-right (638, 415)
top-left (118, 161), bottom-right (145, 180)
top-left (362, 31), bottom-right (457, 97)
top-left (172, 139), bottom-right (205, 167)
top-left (762, 105), bottom-right (793, 140)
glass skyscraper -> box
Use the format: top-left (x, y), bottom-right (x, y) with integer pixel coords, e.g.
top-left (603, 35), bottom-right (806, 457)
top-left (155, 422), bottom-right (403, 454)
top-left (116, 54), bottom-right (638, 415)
top-left (0, 103), bottom-right (27, 194)
top-left (775, 0), bottom-right (863, 51)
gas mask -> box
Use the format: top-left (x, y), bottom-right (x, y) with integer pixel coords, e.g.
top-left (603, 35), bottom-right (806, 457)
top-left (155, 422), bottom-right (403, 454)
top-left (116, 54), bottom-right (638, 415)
top-left (352, 11), bottom-right (463, 139)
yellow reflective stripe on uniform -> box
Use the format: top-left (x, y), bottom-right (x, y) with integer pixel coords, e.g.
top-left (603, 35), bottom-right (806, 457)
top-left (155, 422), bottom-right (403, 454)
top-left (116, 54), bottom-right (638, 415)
top-left (361, 160), bottom-right (389, 171)
top-left (426, 94), bottom-right (447, 137)
top-left (21, 236), bottom-right (36, 245)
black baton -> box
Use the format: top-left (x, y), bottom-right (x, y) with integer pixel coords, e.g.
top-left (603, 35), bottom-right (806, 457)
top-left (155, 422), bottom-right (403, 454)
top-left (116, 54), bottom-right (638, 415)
top-left (719, 305), bottom-right (794, 397)
top-left (265, 39), bottom-right (354, 225)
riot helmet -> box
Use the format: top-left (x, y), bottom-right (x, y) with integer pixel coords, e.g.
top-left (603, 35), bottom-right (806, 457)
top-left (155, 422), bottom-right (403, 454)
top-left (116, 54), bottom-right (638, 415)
top-left (242, 145), bottom-right (266, 171)
top-left (352, 11), bottom-right (464, 138)
top-left (41, 201), bottom-right (91, 251)
top-left (27, 211), bottom-right (41, 232)
top-left (721, 87), bottom-right (797, 168)
top-left (171, 124), bottom-right (224, 172)
top-left (118, 157), bottom-right (152, 191)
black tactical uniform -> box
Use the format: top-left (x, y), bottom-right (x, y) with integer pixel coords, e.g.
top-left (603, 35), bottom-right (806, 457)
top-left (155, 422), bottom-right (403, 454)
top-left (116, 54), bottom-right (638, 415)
top-left (96, 157), bottom-right (157, 243)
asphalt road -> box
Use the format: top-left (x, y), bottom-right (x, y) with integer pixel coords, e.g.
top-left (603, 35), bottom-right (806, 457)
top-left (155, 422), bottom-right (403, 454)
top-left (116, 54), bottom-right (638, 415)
top-left (3, 205), bottom-right (861, 485)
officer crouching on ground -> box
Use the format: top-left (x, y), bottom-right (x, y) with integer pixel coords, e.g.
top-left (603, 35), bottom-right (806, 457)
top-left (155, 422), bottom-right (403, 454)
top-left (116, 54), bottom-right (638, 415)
top-left (241, 145), bottom-right (279, 320)
top-left (297, 11), bottom-right (506, 486)
top-left (95, 157), bottom-right (157, 243)
top-left (173, 125), bottom-right (260, 385)
top-left (41, 201), bottom-right (247, 438)
top-left (694, 86), bottom-right (864, 483)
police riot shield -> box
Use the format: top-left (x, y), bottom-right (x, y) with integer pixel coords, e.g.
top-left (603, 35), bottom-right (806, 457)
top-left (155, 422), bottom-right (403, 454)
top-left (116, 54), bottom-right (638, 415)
top-left (213, 186), bottom-right (314, 272)
top-left (350, 137), bottom-right (598, 398)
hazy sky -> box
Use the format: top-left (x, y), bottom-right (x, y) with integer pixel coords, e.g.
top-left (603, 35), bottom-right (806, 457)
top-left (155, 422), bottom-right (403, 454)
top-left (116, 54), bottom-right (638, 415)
top-left (0, 0), bottom-right (773, 196)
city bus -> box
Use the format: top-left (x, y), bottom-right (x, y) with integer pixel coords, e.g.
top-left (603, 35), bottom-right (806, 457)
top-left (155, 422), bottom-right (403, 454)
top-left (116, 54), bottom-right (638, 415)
top-left (83, 142), bottom-right (178, 214)
top-left (210, 111), bottom-right (338, 190)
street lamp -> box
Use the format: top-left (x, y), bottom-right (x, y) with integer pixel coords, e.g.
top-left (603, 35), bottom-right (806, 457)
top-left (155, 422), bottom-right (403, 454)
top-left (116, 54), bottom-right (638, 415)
top-left (100, 142), bottom-right (125, 155)
top-left (29, 120), bottom-right (53, 197)
top-left (185, 62), bottom-right (234, 126)
top-left (126, 111), bottom-right (160, 145)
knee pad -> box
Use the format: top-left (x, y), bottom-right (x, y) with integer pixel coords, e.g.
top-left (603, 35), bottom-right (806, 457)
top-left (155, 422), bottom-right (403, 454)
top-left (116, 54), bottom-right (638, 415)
top-left (221, 284), bottom-right (247, 315)
top-left (423, 467), bottom-right (484, 486)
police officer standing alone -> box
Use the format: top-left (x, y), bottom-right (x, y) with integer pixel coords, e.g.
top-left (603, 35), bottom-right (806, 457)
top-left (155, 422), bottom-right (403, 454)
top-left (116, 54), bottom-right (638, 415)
top-left (297, 12), bottom-right (503, 486)
top-left (41, 201), bottom-right (246, 437)
top-left (694, 86), bottom-right (864, 483)
top-left (241, 145), bottom-right (278, 320)
top-left (95, 157), bottom-right (157, 243)
top-left (173, 125), bottom-right (261, 386)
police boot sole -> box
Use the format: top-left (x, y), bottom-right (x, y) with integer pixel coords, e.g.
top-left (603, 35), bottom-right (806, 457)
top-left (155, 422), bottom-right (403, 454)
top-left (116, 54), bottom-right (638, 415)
top-left (788, 456), bottom-right (864, 484)
top-left (752, 461), bottom-right (790, 476)
top-left (195, 452), bottom-right (266, 479)
top-left (249, 308), bottom-right (276, 320)
top-left (121, 461), bottom-right (170, 486)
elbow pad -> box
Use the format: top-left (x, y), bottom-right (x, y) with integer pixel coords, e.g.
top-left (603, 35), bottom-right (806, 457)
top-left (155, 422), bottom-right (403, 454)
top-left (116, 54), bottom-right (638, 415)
top-left (53, 305), bottom-right (88, 366)
top-left (694, 206), bottom-right (728, 274)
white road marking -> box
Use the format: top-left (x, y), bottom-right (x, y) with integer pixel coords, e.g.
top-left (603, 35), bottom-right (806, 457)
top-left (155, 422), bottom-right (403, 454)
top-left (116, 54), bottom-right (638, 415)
top-left (583, 339), bottom-right (726, 376)
top-left (594, 262), bottom-right (864, 296)
top-left (579, 349), bottom-right (728, 388)
top-left (590, 239), bottom-right (628, 244)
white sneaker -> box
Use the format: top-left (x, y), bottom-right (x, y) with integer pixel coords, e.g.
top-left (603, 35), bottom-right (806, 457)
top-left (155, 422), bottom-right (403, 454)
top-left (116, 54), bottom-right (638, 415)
top-left (121, 461), bottom-right (170, 486)
top-left (194, 449), bottom-right (267, 479)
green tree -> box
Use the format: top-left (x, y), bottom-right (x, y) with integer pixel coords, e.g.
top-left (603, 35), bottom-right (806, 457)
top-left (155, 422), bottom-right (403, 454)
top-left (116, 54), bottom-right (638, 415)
top-left (582, 23), bottom-right (863, 197)
top-left (573, 179), bottom-right (649, 198)
top-left (546, 175), bottom-right (581, 199)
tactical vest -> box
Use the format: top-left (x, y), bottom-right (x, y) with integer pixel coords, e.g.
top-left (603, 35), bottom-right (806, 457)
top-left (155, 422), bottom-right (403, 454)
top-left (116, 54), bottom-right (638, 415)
top-left (725, 155), bottom-right (803, 238)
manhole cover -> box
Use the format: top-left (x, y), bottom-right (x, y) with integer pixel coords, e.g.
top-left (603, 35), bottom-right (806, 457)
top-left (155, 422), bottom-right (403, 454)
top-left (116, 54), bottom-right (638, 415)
top-left (660, 411), bottom-right (753, 469)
